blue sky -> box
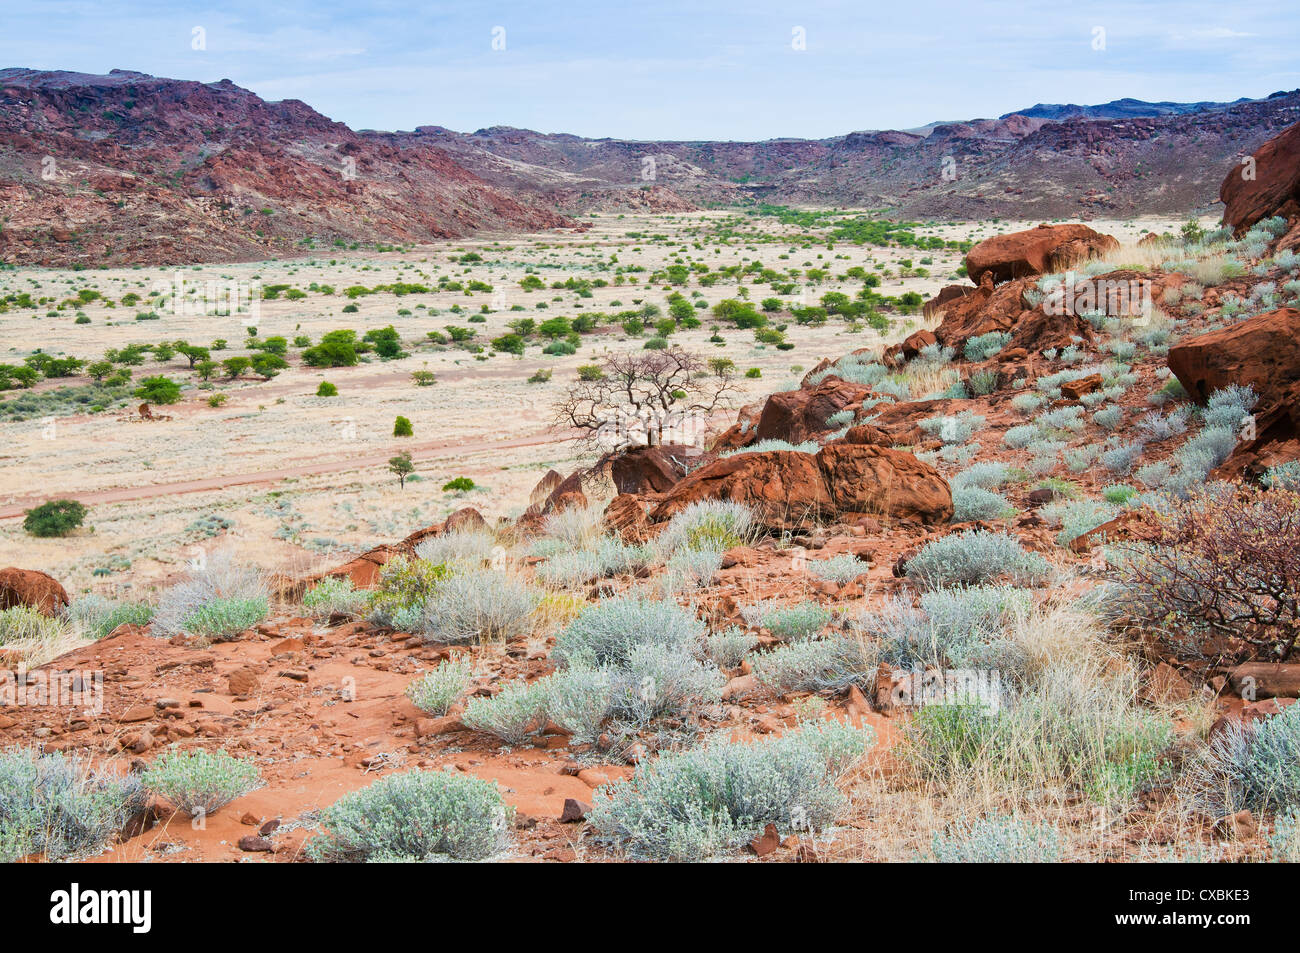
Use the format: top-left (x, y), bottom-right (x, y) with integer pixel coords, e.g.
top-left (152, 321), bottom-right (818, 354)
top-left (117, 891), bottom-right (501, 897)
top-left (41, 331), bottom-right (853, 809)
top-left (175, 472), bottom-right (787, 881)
top-left (1, 0), bottom-right (1296, 140)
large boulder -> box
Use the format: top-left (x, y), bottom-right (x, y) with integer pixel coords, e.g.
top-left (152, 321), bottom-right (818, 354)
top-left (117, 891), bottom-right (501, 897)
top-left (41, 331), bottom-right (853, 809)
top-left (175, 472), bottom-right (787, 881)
top-left (1168, 308), bottom-right (1300, 479)
top-left (611, 444), bottom-right (700, 495)
top-left (649, 445), bottom-right (952, 530)
top-left (0, 568), bottom-right (69, 617)
top-left (933, 273), bottom-right (1034, 349)
top-left (1220, 120), bottom-right (1300, 234)
top-left (965, 224), bottom-right (1119, 285)
top-left (444, 506), bottom-right (490, 535)
top-left (923, 285), bottom-right (971, 319)
top-left (1168, 308), bottom-right (1300, 409)
top-left (755, 377), bottom-right (871, 444)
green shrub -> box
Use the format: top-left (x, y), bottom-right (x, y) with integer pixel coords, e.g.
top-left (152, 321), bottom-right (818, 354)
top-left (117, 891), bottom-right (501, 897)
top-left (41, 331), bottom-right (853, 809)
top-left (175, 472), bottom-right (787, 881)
top-left (316, 381), bottom-right (338, 396)
top-left (142, 748), bottom-right (261, 816)
top-left (133, 375), bottom-right (182, 404)
top-left (367, 557), bottom-right (450, 629)
top-left (302, 576), bottom-right (368, 620)
top-left (393, 415), bottom-right (413, 437)
top-left (65, 596), bottom-right (154, 639)
top-left (309, 770), bottom-right (510, 862)
top-left (0, 605), bottom-right (68, 644)
top-left (151, 554), bottom-right (268, 640)
top-left (22, 499), bottom-right (87, 537)
top-left (653, 500), bottom-right (757, 556)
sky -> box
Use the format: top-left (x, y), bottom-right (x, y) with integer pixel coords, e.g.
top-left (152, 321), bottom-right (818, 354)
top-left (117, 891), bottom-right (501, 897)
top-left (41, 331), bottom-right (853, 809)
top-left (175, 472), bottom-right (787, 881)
top-left (0, 0), bottom-right (1296, 140)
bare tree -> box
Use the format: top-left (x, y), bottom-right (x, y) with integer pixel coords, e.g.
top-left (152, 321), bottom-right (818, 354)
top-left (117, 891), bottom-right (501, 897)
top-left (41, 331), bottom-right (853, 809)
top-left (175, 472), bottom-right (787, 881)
top-left (554, 347), bottom-right (737, 452)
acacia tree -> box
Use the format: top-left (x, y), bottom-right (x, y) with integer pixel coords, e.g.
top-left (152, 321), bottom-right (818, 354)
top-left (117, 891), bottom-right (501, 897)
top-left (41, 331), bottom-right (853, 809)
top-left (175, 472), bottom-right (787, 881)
top-left (554, 346), bottom-right (737, 453)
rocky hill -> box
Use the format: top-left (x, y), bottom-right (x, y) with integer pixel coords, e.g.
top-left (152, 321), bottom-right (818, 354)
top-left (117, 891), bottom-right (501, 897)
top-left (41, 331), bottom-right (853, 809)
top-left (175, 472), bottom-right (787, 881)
top-left (0, 68), bottom-right (573, 267)
top-left (3, 67), bottom-right (1300, 267)
top-left (420, 91), bottom-right (1300, 219)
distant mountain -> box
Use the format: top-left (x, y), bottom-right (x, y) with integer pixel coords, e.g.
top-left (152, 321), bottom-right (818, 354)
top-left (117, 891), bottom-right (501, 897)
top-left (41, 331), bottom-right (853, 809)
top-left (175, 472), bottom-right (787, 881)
top-left (1001, 96), bottom-right (1255, 121)
top-left (2, 69), bottom-right (1298, 266)
top-left (0, 68), bottom-right (571, 266)
top-left (412, 91), bottom-right (1300, 219)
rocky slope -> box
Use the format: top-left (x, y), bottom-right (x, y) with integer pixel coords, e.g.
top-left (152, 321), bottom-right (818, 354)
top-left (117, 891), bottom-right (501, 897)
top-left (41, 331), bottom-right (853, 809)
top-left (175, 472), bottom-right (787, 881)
top-left (419, 91), bottom-right (1300, 218)
top-left (0, 69), bottom-right (573, 267)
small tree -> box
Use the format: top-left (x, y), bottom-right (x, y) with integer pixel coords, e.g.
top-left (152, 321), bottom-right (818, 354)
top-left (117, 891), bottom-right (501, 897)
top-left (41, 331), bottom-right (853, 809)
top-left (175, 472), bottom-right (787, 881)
top-left (554, 346), bottom-right (736, 452)
top-left (394, 416), bottom-right (413, 437)
top-left (24, 499), bottom-right (87, 537)
top-left (133, 375), bottom-right (181, 404)
top-left (388, 452), bottom-right (415, 489)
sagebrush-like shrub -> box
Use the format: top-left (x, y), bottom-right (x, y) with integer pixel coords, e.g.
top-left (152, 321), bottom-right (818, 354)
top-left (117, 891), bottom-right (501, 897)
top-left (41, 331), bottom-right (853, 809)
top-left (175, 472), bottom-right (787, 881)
top-left (929, 814), bottom-right (1062, 863)
top-left (1182, 700), bottom-right (1300, 815)
top-left (414, 529), bottom-right (497, 567)
top-left (589, 721), bottom-right (874, 860)
top-left (653, 501), bottom-right (758, 556)
top-left (553, 597), bottom-right (701, 669)
top-left (705, 627), bottom-right (760, 668)
top-left (905, 531), bottom-right (1052, 590)
top-left (417, 569), bottom-right (540, 644)
top-left (952, 485), bottom-right (1014, 522)
top-left (742, 599), bottom-right (833, 640)
top-left (461, 679), bottom-right (551, 744)
top-left (65, 596), bottom-right (154, 639)
top-left (0, 748), bottom-right (146, 862)
top-left (751, 635), bottom-right (876, 693)
top-left (309, 770), bottom-right (510, 862)
top-left (302, 576), bottom-right (369, 620)
top-left (405, 657), bottom-right (473, 716)
top-left (142, 748), bottom-right (261, 816)
top-left (151, 554), bottom-right (268, 641)
top-left (806, 553), bottom-right (869, 584)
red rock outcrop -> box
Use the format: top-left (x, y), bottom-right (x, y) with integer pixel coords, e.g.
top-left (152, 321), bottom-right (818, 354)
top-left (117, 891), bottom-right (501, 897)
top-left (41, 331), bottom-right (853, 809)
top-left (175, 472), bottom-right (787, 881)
top-left (1220, 120), bottom-right (1300, 233)
top-left (649, 444), bottom-right (952, 530)
top-left (755, 377), bottom-right (871, 444)
top-left (1168, 308), bottom-right (1300, 478)
top-left (965, 224), bottom-right (1119, 285)
top-left (611, 444), bottom-right (700, 495)
top-left (0, 568), bottom-right (69, 616)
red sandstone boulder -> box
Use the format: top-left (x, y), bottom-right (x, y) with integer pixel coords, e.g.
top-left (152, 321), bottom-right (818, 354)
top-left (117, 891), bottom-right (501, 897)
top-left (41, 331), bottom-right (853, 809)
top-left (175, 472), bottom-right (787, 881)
top-left (0, 568), bottom-right (69, 617)
top-left (1168, 307), bottom-right (1300, 418)
top-left (932, 274), bottom-right (1034, 349)
top-left (1168, 308), bottom-right (1300, 480)
top-left (755, 377), bottom-right (871, 444)
top-left (611, 444), bottom-right (701, 495)
top-left (923, 286), bottom-right (970, 319)
top-left (1220, 120), bottom-right (1300, 234)
top-left (649, 444), bottom-right (952, 530)
top-left (965, 224), bottom-right (1119, 285)
top-left (443, 506), bottom-right (489, 535)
